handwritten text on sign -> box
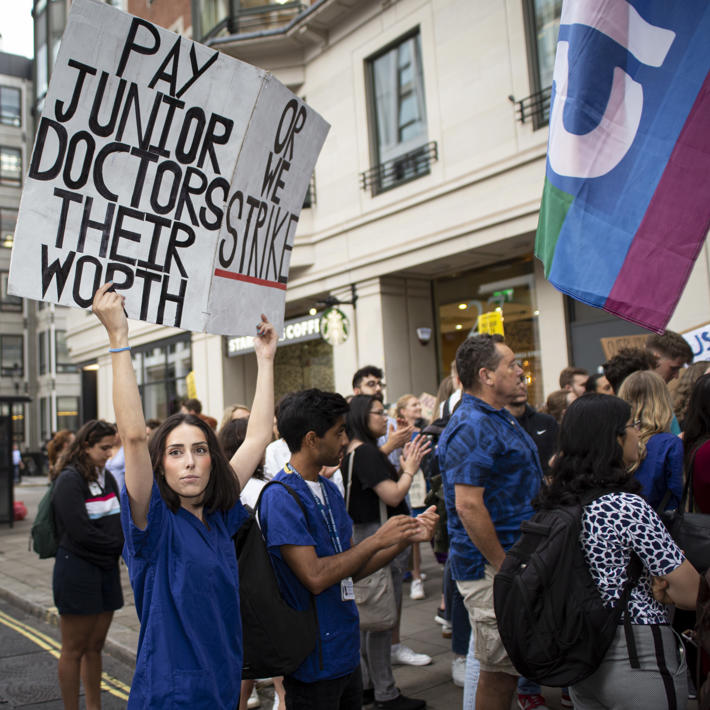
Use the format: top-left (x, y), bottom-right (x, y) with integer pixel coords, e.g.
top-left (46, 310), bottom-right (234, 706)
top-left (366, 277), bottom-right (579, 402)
top-left (9, 0), bottom-right (329, 336)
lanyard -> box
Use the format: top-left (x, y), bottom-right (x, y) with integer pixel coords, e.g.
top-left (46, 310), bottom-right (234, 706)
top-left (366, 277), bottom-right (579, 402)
top-left (284, 463), bottom-right (343, 554)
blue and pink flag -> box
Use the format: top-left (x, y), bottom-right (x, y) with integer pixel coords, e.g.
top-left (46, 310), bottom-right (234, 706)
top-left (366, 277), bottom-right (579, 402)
top-left (535, 0), bottom-right (710, 332)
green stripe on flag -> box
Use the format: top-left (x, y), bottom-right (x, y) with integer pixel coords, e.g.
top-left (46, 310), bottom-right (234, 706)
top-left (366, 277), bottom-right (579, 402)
top-left (535, 178), bottom-right (574, 278)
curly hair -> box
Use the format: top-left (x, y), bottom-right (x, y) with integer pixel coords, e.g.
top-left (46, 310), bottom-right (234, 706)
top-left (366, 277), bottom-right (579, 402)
top-left (602, 347), bottom-right (657, 393)
top-left (536, 394), bottom-right (640, 509)
top-left (48, 430), bottom-right (75, 481)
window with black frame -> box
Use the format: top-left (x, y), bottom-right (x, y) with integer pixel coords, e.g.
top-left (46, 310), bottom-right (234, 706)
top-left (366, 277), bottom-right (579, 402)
top-left (522, 0), bottom-right (562, 128)
top-left (0, 87), bottom-right (21, 127)
top-left (0, 272), bottom-right (22, 312)
top-left (365, 30), bottom-right (431, 195)
top-left (55, 329), bottom-right (78, 373)
top-left (0, 208), bottom-right (17, 248)
top-left (0, 147), bottom-right (22, 186)
top-left (132, 336), bottom-right (192, 420)
top-left (0, 334), bottom-right (23, 378)
top-left (56, 396), bottom-right (79, 433)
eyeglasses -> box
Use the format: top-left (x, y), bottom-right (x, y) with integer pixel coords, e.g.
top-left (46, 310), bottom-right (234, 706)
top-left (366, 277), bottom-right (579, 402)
top-left (369, 409), bottom-right (387, 417)
top-left (625, 419), bottom-right (641, 431)
top-left (363, 379), bottom-right (384, 389)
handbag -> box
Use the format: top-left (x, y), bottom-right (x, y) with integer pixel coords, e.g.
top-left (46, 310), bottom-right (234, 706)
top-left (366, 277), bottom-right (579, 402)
top-left (345, 449), bottom-right (398, 632)
top-left (659, 447), bottom-right (710, 574)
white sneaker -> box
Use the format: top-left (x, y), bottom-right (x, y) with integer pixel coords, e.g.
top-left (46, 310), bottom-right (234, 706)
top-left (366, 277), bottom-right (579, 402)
top-left (247, 686), bottom-right (261, 708)
top-left (451, 656), bottom-right (466, 687)
top-left (391, 643), bottom-right (432, 666)
top-left (410, 578), bottom-right (426, 600)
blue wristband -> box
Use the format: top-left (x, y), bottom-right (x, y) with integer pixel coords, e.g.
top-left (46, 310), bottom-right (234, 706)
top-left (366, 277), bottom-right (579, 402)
top-left (109, 346), bottom-right (131, 353)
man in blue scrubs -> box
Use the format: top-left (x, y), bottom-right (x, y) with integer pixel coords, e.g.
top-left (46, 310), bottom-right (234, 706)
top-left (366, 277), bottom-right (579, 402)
top-left (259, 389), bottom-right (437, 710)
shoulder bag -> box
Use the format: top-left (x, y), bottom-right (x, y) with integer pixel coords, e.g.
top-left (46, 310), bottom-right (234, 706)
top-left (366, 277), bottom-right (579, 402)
top-left (345, 449), bottom-right (398, 632)
top-left (659, 446), bottom-right (710, 573)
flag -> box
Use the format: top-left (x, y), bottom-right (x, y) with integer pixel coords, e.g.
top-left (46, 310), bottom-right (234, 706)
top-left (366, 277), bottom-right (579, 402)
top-left (535, 0), bottom-right (710, 332)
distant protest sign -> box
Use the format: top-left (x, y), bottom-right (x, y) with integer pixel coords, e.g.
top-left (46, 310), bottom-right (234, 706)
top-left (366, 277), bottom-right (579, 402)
top-left (8, 0), bottom-right (329, 336)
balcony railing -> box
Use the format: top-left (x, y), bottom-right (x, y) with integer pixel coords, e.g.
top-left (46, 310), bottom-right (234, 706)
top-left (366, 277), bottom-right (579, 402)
top-left (200, 2), bottom-right (307, 43)
top-left (509, 86), bottom-right (552, 130)
top-left (360, 141), bottom-right (438, 197)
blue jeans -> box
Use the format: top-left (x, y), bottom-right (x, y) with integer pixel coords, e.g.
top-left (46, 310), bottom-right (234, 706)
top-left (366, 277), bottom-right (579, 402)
top-left (443, 557), bottom-right (471, 657)
top-left (463, 628), bottom-right (479, 710)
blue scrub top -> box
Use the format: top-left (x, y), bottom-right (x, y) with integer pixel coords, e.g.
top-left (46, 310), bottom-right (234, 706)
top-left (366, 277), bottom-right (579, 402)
top-left (259, 470), bottom-right (360, 683)
top-left (121, 482), bottom-right (248, 709)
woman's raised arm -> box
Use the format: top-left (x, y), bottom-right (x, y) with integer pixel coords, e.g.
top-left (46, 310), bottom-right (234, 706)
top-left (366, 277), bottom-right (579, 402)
top-left (230, 314), bottom-right (277, 489)
top-left (92, 283), bottom-right (153, 529)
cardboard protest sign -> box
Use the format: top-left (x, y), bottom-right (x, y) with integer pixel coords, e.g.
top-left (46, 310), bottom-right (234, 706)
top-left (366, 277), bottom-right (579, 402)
top-left (8, 0), bottom-right (329, 336)
top-left (681, 321), bottom-right (710, 362)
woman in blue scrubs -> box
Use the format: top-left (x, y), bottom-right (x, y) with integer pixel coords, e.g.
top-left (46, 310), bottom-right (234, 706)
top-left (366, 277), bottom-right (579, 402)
top-left (92, 283), bottom-right (277, 709)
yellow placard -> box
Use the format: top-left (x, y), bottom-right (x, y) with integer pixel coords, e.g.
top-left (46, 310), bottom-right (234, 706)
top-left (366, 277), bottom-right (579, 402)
top-left (477, 311), bottom-right (504, 336)
top-left (186, 371), bottom-right (197, 399)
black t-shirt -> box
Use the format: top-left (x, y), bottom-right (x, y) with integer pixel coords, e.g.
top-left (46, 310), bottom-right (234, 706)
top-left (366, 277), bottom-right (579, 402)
top-left (344, 442), bottom-right (409, 524)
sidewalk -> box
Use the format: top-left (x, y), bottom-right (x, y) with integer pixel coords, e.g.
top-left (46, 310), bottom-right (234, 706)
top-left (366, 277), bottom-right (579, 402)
top-left (3, 477), bottom-right (586, 708)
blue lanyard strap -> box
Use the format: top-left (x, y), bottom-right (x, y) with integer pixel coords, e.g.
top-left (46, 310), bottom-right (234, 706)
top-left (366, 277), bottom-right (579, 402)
top-left (284, 463), bottom-right (343, 554)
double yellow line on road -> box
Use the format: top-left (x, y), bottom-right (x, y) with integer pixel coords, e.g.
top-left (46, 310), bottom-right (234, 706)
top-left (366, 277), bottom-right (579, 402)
top-left (0, 608), bottom-right (130, 700)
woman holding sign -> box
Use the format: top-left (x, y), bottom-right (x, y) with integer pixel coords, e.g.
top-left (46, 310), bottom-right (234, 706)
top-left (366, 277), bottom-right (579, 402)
top-left (92, 282), bottom-right (277, 709)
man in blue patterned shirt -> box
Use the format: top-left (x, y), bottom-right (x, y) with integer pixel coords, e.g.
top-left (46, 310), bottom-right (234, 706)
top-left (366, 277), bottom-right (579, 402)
top-left (439, 334), bottom-right (543, 710)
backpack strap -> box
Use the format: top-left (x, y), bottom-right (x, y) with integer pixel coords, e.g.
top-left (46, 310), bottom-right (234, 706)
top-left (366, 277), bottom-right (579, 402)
top-left (252, 478), bottom-right (323, 670)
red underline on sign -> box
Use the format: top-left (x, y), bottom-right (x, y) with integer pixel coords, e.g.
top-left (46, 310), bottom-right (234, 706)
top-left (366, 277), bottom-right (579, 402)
top-left (213, 269), bottom-right (288, 291)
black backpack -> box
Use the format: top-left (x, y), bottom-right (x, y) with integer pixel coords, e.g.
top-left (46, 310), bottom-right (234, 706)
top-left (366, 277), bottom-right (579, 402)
top-left (234, 480), bottom-right (320, 680)
top-left (493, 492), bottom-right (642, 687)
top-left (30, 481), bottom-right (58, 559)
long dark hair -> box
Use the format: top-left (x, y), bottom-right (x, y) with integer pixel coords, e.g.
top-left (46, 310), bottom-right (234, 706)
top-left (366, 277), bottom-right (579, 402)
top-left (149, 413), bottom-right (240, 513)
top-left (57, 420), bottom-right (116, 483)
top-left (217, 417), bottom-right (264, 480)
top-left (684, 373), bottom-right (710, 473)
top-left (346, 394), bottom-right (380, 445)
top-left (537, 394), bottom-right (640, 508)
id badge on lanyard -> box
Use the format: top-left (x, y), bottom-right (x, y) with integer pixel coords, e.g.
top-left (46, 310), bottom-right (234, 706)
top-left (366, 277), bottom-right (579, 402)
top-left (341, 577), bottom-right (355, 601)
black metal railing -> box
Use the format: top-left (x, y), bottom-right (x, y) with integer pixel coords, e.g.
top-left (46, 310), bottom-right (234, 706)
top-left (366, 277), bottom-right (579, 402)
top-left (509, 86), bottom-right (552, 130)
top-left (360, 141), bottom-right (438, 196)
top-left (201, 2), bottom-right (306, 42)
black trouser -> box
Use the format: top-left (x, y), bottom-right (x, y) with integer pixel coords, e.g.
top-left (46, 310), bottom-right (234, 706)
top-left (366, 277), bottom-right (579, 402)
top-left (284, 667), bottom-right (363, 710)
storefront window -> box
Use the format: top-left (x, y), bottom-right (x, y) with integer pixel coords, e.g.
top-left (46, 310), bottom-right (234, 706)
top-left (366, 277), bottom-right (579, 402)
top-left (274, 339), bottom-right (334, 402)
top-left (56, 395), bottom-right (79, 432)
top-left (434, 256), bottom-right (543, 407)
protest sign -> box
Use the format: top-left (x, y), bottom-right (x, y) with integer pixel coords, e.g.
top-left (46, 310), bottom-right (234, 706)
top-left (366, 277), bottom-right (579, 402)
top-left (681, 321), bottom-right (710, 362)
top-left (8, 0), bottom-right (329, 336)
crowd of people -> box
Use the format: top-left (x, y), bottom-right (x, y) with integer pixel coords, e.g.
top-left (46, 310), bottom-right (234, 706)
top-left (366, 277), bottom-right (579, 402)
top-left (40, 287), bottom-right (710, 710)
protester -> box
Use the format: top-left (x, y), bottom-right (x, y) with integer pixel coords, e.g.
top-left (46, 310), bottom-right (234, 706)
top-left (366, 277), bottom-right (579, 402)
top-left (538, 394), bottom-right (699, 708)
top-left (145, 418), bottom-right (161, 440)
top-left (92, 282), bottom-right (277, 708)
top-left (433, 376), bottom-right (455, 420)
top-left (352, 366), bottom-right (413, 463)
top-left (618, 370), bottom-right (683, 511)
top-left (394, 393), bottom-right (429, 601)
top-left (106, 430), bottom-right (125, 493)
top-left (602, 347), bottom-right (657, 394)
top-left (258, 389), bottom-right (437, 710)
top-left (47, 429), bottom-right (75, 481)
top-left (540, 389), bottom-right (568, 424)
top-left (646, 331), bottom-right (694, 383)
top-left (439, 334), bottom-right (543, 710)
top-left (672, 361), bottom-right (710, 429)
top-left (220, 403), bottom-right (251, 430)
top-left (51, 419), bottom-right (123, 710)
top-left (505, 378), bottom-right (558, 477)
top-left (181, 397), bottom-right (219, 430)
top-left (345, 394), bottom-right (432, 704)
top-left (559, 366), bottom-right (589, 402)
top-left (684, 373), bottom-right (710, 513)
top-left (12, 442), bottom-right (23, 483)
top-left (584, 372), bottom-right (614, 395)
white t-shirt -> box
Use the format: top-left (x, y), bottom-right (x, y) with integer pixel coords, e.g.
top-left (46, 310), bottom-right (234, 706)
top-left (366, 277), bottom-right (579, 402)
top-left (240, 477), bottom-right (267, 511)
top-left (263, 438), bottom-right (291, 480)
